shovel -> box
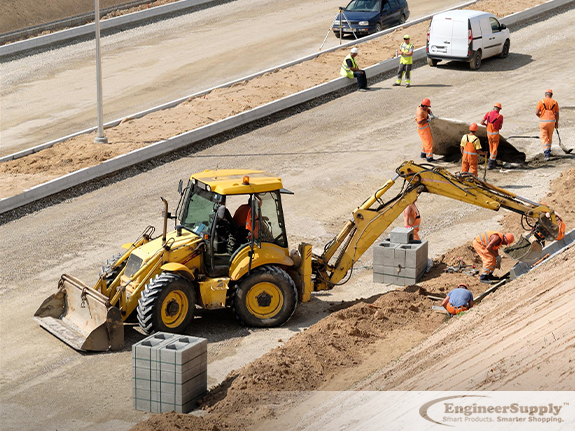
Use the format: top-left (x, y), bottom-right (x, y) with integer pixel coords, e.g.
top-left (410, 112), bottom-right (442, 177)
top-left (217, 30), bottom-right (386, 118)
top-left (556, 128), bottom-right (573, 154)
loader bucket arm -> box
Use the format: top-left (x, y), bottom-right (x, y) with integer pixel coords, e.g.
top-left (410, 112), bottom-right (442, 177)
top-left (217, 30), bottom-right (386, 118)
top-left (34, 274), bottom-right (123, 352)
top-left (311, 161), bottom-right (561, 290)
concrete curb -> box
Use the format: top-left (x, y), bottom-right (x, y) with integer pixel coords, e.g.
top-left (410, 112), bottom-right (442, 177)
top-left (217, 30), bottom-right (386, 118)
top-left (510, 228), bottom-right (575, 279)
top-left (0, 0), bottom-right (216, 58)
top-left (0, 0), bottom-right (571, 214)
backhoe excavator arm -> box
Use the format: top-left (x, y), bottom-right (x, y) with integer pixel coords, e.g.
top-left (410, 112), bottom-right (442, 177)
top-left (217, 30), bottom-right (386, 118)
top-left (308, 161), bottom-right (561, 292)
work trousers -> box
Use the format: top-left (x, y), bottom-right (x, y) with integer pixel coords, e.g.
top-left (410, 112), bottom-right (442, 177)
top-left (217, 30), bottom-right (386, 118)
top-left (487, 124), bottom-right (500, 161)
top-left (396, 63), bottom-right (412, 84)
top-left (353, 71), bottom-right (367, 89)
top-left (539, 121), bottom-right (555, 153)
top-left (473, 239), bottom-right (496, 275)
top-left (418, 125), bottom-right (433, 159)
top-left (445, 302), bottom-right (470, 316)
top-left (461, 155), bottom-right (478, 177)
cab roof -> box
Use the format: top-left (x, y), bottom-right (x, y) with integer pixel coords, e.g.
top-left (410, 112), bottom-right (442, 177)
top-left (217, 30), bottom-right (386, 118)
top-left (433, 10), bottom-right (494, 20)
top-left (190, 169), bottom-right (284, 195)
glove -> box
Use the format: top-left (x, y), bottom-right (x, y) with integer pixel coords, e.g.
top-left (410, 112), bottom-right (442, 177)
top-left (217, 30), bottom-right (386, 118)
top-left (495, 255), bottom-right (501, 269)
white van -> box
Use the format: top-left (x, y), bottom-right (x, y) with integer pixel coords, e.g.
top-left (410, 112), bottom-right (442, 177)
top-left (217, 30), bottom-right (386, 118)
top-left (426, 10), bottom-right (510, 70)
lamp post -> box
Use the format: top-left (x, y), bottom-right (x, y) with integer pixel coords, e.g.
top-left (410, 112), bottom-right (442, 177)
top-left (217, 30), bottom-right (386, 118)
top-left (94, 0), bottom-right (108, 143)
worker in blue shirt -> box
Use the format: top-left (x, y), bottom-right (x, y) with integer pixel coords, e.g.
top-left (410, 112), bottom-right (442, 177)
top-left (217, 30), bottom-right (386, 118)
top-left (441, 283), bottom-right (474, 316)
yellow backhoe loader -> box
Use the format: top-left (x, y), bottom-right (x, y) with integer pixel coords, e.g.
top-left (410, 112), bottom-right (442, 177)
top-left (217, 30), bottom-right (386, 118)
top-left (35, 162), bottom-right (563, 351)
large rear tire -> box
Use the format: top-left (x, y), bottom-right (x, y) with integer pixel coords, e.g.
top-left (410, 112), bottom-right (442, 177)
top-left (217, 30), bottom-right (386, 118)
top-left (233, 266), bottom-right (297, 327)
top-left (137, 272), bottom-right (195, 335)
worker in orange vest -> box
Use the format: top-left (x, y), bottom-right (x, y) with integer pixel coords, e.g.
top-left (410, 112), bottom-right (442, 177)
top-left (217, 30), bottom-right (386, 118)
top-left (535, 89), bottom-right (560, 161)
top-left (403, 198), bottom-right (421, 241)
top-left (481, 102), bottom-right (503, 169)
top-left (416, 98), bottom-right (435, 162)
top-left (460, 123), bottom-right (486, 177)
top-left (473, 231), bottom-right (514, 284)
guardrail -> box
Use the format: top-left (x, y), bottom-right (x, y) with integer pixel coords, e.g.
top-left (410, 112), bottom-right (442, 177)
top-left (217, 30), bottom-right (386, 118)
top-left (1, 0), bottom-right (572, 214)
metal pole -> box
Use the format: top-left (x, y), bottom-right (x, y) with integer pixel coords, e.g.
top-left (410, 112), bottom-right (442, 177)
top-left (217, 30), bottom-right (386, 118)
top-left (94, 0), bottom-right (108, 144)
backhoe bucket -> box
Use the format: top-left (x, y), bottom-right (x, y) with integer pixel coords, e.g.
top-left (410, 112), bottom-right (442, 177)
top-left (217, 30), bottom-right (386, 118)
top-left (504, 235), bottom-right (543, 265)
top-left (34, 274), bottom-right (124, 352)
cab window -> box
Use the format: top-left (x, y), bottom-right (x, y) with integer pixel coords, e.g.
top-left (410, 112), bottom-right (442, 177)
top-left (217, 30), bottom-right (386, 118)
top-left (489, 17), bottom-right (501, 32)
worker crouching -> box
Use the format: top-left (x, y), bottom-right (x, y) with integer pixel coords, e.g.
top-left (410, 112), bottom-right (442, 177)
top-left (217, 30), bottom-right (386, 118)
top-left (442, 283), bottom-right (474, 316)
top-left (460, 123), bottom-right (486, 177)
top-left (473, 231), bottom-right (514, 284)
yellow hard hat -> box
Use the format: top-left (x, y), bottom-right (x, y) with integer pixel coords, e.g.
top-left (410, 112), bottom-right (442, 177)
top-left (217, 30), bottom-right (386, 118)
top-left (404, 34), bottom-right (410, 40)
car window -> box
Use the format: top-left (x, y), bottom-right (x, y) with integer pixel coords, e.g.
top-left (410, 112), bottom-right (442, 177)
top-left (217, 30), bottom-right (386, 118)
top-left (489, 17), bottom-right (501, 32)
top-left (346, 0), bottom-right (381, 12)
top-left (382, 1), bottom-right (390, 12)
top-left (388, 0), bottom-right (399, 9)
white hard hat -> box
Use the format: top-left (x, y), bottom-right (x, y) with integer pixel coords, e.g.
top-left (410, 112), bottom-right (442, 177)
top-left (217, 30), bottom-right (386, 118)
top-left (351, 47), bottom-right (359, 54)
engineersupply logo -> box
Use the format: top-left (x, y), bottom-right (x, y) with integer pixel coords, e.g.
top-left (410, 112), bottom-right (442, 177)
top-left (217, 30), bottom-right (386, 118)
top-left (419, 395), bottom-right (568, 426)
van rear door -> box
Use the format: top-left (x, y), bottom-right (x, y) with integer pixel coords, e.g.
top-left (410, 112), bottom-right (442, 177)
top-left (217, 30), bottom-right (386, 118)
top-left (428, 15), bottom-right (454, 57)
top-left (450, 16), bottom-right (469, 58)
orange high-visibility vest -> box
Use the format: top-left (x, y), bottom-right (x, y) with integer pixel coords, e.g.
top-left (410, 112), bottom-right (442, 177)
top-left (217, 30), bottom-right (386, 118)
top-left (539, 98), bottom-right (558, 122)
top-left (475, 231), bottom-right (504, 250)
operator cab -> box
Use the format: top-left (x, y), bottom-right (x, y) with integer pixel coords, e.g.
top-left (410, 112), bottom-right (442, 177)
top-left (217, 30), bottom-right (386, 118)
top-left (176, 170), bottom-right (292, 277)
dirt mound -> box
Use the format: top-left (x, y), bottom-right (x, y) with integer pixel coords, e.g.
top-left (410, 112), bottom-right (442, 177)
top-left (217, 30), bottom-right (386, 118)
top-left (130, 291), bottom-right (444, 431)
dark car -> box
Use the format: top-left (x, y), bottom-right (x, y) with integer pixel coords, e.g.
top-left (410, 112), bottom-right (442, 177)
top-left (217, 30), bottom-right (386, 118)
top-left (332, 0), bottom-right (410, 38)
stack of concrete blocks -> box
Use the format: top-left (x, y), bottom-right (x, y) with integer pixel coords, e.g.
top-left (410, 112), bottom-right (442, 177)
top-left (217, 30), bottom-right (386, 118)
top-left (373, 227), bottom-right (428, 285)
top-left (133, 332), bottom-right (208, 413)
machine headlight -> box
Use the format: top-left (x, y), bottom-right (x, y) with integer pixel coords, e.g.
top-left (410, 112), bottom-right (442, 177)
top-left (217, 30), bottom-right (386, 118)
top-left (359, 21), bottom-right (369, 26)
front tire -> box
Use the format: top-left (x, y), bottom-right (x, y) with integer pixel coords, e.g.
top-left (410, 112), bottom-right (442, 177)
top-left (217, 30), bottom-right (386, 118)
top-left (399, 14), bottom-right (407, 25)
top-left (470, 50), bottom-right (482, 70)
top-left (499, 40), bottom-right (510, 58)
top-left (99, 252), bottom-right (125, 289)
top-left (375, 23), bottom-right (382, 34)
top-left (137, 272), bottom-right (195, 334)
top-left (427, 58), bottom-right (439, 67)
top-left (233, 266), bottom-right (297, 327)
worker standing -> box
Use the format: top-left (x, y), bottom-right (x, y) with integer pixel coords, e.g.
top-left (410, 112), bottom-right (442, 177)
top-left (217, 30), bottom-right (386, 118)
top-left (480, 102), bottom-right (503, 169)
top-left (393, 34), bottom-right (414, 88)
top-left (460, 123), bottom-right (486, 177)
top-left (472, 231), bottom-right (514, 284)
top-left (416, 98), bottom-right (435, 162)
top-left (535, 89), bottom-right (560, 161)
top-left (442, 284), bottom-right (474, 316)
top-left (403, 198), bottom-right (421, 241)
top-left (340, 47), bottom-right (368, 91)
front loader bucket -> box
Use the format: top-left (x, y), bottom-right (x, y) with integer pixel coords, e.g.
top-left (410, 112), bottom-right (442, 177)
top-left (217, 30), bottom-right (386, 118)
top-left (34, 274), bottom-right (124, 352)
top-left (504, 235), bottom-right (543, 265)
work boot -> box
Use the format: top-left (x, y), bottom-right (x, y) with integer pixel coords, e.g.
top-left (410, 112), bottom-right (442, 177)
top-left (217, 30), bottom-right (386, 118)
top-left (479, 274), bottom-right (494, 284)
top-left (544, 149), bottom-right (551, 161)
top-left (487, 160), bottom-right (496, 170)
top-left (426, 157), bottom-right (436, 163)
top-left (420, 152), bottom-right (427, 159)
top-left (405, 83), bottom-right (411, 88)
top-left (393, 82), bottom-right (401, 86)
top-left (488, 273), bottom-right (501, 281)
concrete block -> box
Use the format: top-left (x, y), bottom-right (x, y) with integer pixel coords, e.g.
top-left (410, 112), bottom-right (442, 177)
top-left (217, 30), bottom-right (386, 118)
top-left (160, 336), bottom-right (207, 366)
top-left (390, 227), bottom-right (414, 244)
top-left (393, 247), bottom-right (406, 267)
top-left (402, 241), bottom-right (428, 269)
top-left (134, 398), bottom-right (151, 412)
top-left (373, 240), bottom-right (398, 265)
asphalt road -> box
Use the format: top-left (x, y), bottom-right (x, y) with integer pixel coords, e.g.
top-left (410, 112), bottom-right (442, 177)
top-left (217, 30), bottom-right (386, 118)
top-left (0, 0), bottom-right (463, 156)
top-left (1, 3), bottom-right (574, 431)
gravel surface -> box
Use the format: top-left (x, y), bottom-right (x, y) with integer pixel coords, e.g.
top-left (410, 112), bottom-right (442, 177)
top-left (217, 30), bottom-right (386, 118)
top-left (0, 3), bottom-right (574, 431)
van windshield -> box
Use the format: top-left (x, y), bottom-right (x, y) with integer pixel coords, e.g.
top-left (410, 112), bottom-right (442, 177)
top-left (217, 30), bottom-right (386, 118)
top-left (346, 0), bottom-right (381, 12)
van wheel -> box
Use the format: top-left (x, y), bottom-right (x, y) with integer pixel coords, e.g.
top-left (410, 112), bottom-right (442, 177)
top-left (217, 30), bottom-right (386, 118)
top-left (470, 50), bottom-right (482, 70)
top-left (427, 58), bottom-right (439, 67)
top-left (499, 40), bottom-right (510, 58)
